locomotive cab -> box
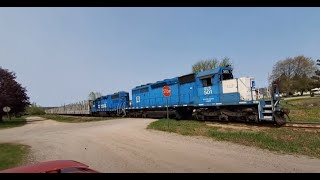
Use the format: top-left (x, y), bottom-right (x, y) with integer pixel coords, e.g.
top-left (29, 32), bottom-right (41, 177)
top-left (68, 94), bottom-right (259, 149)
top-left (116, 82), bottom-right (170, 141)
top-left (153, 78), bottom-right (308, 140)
top-left (193, 66), bottom-right (260, 122)
top-left (196, 66), bottom-right (237, 105)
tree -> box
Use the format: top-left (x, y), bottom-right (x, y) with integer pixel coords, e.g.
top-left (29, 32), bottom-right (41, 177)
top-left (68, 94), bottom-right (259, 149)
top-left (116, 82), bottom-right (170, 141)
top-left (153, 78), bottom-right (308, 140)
top-left (192, 57), bottom-right (232, 73)
top-left (311, 59), bottom-right (320, 89)
top-left (269, 55), bottom-right (317, 95)
top-left (291, 74), bottom-right (313, 95)
top-left (26, 103), bottom-right (45, 115)
top-left (88, 92), bottom-right (96, 101)
top-left (273, 74), bottom-right (291, 95)
top-left (219, 57), bottom-right (232, 67)
top-left (88, 92), bottom-right (102, 101)
top-left (0, 67), bottom-right (30, 122)
top-left (95, 92), bottom-right (102, 99)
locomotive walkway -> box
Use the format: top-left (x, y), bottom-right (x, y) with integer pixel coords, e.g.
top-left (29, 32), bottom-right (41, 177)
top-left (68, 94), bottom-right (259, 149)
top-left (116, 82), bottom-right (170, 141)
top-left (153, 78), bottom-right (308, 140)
top-left (0, 117), bottom-right (319, 172)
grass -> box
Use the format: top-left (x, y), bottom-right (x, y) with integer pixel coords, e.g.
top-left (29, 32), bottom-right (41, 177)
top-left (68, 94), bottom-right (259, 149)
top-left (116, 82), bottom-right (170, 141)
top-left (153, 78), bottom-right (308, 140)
top-left (0, 116), bottom-right (27, 129)
top-left (0, 143), bottom-right (30, 170)
top-left (281, 97), bottom-right (320, 122)
top-left (39, 114), bottom-right (117, 123)
top-left (148, 119), bottom-right (320, 158)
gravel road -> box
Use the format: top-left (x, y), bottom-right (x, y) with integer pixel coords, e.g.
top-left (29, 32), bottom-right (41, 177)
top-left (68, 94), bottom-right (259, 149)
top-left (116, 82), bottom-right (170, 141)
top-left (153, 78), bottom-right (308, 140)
top-left (0, 117), bottom-right (319, 173)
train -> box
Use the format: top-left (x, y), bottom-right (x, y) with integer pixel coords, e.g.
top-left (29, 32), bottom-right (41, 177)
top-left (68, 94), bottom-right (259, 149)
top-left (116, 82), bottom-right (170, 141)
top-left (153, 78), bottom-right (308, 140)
top-left (46, 66), bottom-right (289, 125)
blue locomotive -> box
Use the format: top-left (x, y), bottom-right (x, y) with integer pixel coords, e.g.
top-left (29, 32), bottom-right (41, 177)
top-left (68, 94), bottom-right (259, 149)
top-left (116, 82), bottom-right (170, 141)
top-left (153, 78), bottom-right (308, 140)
top-left (91, 91), bottom-right (129, 117)
top-left (47, 66), bottom-right (288, 125)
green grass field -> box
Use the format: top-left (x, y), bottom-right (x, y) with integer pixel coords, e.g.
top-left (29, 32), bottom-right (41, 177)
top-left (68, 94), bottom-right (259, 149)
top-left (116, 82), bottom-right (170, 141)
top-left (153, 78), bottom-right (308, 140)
top-left (148, 119), bottom-right (320, 158)
top-left (40, 114), bottom-right (117, 123)
top-left (0, 117), bottom-right (27, 129)
top-left (281, 97), bottom-right (320, 122)
top-left (0, 143), bottom-right (30, 170)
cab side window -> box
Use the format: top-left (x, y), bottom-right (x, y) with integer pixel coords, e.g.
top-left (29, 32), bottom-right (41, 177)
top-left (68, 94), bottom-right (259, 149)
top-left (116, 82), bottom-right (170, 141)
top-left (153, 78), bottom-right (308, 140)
top-left (202, 78), bottom-right (212, 87)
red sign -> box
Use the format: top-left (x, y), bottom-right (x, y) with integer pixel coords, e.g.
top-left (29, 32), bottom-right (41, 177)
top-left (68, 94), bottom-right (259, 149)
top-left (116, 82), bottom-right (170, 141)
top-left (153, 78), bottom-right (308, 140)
top-left (162, 86), bottom-right (171, 97)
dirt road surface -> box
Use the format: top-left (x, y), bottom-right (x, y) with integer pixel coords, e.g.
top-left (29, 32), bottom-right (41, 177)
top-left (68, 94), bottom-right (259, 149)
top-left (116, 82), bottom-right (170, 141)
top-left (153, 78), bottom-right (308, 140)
top-left (0, 117), bottom-right (319, 173)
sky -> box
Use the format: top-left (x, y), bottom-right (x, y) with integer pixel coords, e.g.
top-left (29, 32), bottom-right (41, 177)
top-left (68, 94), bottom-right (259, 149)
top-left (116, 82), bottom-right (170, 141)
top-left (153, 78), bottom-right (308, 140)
top-left (1, 8), bottom-right (320, 107)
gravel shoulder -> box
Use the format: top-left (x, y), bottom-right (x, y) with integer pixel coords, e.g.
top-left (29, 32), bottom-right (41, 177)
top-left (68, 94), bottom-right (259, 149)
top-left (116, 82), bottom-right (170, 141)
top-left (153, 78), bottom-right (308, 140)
top-left (0, 116), bottom-right (319, 173)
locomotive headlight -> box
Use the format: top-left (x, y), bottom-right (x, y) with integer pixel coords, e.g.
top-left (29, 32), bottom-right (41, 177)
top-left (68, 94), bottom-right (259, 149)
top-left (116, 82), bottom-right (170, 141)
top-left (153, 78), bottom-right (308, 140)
top-left (193, 109), bottom-right (196, 112)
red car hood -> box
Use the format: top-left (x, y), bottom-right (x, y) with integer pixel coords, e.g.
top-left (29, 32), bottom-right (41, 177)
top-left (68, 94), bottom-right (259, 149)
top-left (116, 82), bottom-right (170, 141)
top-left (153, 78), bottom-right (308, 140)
top-left (0, 160), bottom-right (98, 173)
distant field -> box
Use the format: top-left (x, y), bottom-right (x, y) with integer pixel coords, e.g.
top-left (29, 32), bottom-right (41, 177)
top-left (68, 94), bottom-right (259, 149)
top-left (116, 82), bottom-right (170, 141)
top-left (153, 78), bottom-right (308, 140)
top-left (148, 119), bottom-right (320, 159)
top-left (0, 117), bottom-right (27, 129)
top-left (281, 97), bottom-right (320, 122)
top-left (0, 143), bottom-right (30, 170)
top-left (40, 114), bottom-right (117, 123)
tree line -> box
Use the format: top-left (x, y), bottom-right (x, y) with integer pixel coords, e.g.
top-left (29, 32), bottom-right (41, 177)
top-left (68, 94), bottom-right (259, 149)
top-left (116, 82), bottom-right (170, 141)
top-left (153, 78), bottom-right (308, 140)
top-left (269, 55), bottom-right (320, 96)
top-left (192, 57), bottom-right (232, 73)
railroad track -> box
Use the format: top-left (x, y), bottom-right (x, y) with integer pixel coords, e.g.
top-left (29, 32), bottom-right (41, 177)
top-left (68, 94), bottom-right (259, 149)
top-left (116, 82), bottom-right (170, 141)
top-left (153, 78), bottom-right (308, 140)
top-left (205, 121), bottom-right (320, 129)
top-left (283, 122), bottom-right (320, 129)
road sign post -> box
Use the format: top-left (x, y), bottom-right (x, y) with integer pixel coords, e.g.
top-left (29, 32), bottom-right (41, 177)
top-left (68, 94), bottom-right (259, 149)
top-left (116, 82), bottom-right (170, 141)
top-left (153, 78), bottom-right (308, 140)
top-left (162, 86), bottom-right (171, 129)
top-left (166, 97), bottom-right (169, 127)
top-left (3, 106), bottom-right (11, 120)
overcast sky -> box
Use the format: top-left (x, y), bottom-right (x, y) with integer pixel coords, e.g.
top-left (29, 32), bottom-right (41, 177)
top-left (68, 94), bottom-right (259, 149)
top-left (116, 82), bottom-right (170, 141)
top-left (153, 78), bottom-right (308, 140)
top-left (1, 8), bottom-right (319, 106)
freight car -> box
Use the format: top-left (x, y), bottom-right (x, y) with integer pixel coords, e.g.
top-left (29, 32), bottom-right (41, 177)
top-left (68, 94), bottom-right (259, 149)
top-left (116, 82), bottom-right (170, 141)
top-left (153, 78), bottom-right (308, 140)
top-left (46, 66), bottom-right (288, 125)
top-left (45, 100), bottom-right (92, 115)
